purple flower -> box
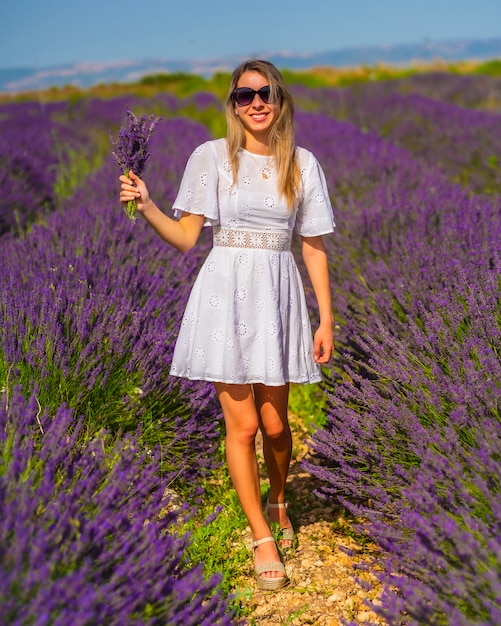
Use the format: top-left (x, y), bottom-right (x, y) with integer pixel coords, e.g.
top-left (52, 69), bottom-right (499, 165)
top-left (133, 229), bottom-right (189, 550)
top-left (109, 107), bottom-right (162, 221)
top-left (0, 388), bottom-right (233, 625)
top-left (294, 109), bottom-right (501, 625)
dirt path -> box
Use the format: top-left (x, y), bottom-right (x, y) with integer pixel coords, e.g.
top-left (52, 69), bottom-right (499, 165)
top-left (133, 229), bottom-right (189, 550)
top-left (238, 413), bottom-right (385, 625)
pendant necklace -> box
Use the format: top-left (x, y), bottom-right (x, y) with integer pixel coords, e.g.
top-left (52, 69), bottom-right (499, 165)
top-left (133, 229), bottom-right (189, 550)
top-left (249, 152), bottom-right (273, 179)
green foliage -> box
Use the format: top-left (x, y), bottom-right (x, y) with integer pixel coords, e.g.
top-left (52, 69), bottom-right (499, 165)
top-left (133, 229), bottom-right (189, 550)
top-left (281, 69), bottom-right (333, 88)
top-left (140, 72), bottom-right (209, 96)
top-left (0, 339), bottom-right (201, 480)
top-left (138, 70), bottom-right (233, 101)
top-left (474, 59), bottom-right (501, 76)
top-left (52, 119), bottom-right (114, 203)
top-left (210, 71), bottom-right (233, 96)
top-left (53, 145), bottom-right (104, 201)
top-left (283, 604), bottom-right (310, 623)
top-left (289, 382), bottom-right (327, 430)
top-left (175, 102), bottom-right (227, 139)
top-left (331, 508), bottom-right (372, 548)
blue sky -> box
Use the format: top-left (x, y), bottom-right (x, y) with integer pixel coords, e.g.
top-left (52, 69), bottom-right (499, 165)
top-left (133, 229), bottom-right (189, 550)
top-left (2, 0), bottom-right (500, 69)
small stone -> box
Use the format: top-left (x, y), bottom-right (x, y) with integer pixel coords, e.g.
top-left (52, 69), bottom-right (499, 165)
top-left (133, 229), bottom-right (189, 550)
top-left (358, 611), bottom-right (373, 623)
top-left (254, 604), bottom-right (269, 617)
top-left (326, 591), bottom-right (345, 603)
top-left (336, 551), bottom-right (354, 567)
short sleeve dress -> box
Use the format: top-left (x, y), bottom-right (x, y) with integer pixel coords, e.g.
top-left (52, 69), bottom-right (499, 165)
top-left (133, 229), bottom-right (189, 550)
top-left (169, 138), bottom-right (335, 386)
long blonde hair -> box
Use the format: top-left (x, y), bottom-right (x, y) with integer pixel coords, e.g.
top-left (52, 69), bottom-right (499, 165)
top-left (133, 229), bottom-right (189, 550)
top-left (224, 59), bottom-right (301, 209)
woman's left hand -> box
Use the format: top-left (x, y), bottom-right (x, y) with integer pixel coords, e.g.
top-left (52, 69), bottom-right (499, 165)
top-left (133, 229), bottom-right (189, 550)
top-left (313, 324), bottom-right (334, 364)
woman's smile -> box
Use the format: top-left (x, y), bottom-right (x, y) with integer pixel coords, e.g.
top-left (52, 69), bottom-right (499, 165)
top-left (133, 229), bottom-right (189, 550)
top-left (250, 112), bottom-right (268, 121)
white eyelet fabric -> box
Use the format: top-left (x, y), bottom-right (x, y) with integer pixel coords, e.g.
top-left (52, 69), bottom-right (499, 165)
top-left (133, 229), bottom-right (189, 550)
top-left (169, 139), bottom-right (335, 386)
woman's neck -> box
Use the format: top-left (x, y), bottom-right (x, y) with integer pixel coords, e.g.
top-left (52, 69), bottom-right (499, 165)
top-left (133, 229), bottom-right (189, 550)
top-left (243, 134), bottom-right (272, 156)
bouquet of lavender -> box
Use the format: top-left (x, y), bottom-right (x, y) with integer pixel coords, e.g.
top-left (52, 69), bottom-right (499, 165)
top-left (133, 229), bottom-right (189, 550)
top-left (110, 107), bottom-right (162, 221)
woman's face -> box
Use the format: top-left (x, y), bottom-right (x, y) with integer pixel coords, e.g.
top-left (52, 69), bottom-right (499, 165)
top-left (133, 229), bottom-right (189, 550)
top-left (234, 70), bottom-right (280, 143)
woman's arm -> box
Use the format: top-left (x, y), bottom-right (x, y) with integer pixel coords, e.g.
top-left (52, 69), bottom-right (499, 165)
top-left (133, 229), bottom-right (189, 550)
top-left (301, 235), bottom-right (334, 364)
top-left (119, 170), bottom-right (205, 252)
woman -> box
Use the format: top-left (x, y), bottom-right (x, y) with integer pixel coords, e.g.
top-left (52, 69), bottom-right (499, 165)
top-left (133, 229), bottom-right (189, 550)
top-left (119, 59), bottom-right (335, 590)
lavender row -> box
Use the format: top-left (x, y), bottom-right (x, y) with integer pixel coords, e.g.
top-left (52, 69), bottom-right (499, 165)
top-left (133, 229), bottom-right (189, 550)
top-left (295, 111), bottom-right (501, 625)
top-left (0, 388), bottom-right (232, 625)
top-left (0, 101), bottom-right (62, 234)
top-left (0, 97), bottom-right (127, 235)
top-left (292, 82), bottom-right (501, 194)
top-left (0, 101), bottom-right (238, 621)
top-left (346, 71), bottom-right (501, 110)
top-left (0, 92), bottom-right (222, 236)
top-left (0, 113), bottom-right (222, 488)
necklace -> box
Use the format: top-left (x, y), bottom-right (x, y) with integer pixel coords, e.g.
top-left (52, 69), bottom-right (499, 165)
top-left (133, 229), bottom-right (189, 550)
top-left (248, 152), bottom-right (273, 179)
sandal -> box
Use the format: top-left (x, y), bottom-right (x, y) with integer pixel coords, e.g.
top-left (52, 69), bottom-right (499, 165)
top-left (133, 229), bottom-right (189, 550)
top-left (253, 536), bottom-right (290, 591)
top-left (266, 501), bottom-right (296, 550)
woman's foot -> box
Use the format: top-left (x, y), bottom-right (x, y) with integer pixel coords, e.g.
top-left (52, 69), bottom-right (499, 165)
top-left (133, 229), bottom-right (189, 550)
top-left (252, 536), bottom-right (289, 590)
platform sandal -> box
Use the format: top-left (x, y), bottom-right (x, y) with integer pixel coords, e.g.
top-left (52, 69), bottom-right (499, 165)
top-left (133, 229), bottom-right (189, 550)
top-left (253, 536), bottom-right (290, 591)
top-left (266, 501), bottom-right (296, 551)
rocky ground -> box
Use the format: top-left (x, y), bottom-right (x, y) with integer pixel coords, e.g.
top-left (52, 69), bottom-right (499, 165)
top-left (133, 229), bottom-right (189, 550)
top-left (237, 413), bottom-right (385, 626)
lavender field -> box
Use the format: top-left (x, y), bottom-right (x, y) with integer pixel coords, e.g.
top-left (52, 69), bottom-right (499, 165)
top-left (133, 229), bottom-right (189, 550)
top-left (1, 71), bottom-right (500, 625)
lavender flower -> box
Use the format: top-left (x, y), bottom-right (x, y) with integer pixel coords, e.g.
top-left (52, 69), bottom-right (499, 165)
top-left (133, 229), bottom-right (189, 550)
top-left (0, 388), bottom-right (233, 625)
top-left (0, 101), bottom-right (59, 234)
top-left (295, 109), bottom-right (501, 625)
top-left (0, 110), bottom-right (220, 488)
top-left (110, 107), bottom-right (162, 221)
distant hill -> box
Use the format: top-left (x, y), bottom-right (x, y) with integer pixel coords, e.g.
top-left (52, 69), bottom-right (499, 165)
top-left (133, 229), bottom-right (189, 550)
top-left (2, 37), bottom-right (501, 94)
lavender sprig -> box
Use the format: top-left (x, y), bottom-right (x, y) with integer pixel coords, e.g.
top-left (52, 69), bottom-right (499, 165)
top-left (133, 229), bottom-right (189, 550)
top-left (110, 107), bottom-right (161, 221)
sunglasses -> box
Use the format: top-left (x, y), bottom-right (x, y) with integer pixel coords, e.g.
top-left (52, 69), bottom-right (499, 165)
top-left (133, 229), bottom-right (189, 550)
top-left (232, 85), bottom-right (277, 107)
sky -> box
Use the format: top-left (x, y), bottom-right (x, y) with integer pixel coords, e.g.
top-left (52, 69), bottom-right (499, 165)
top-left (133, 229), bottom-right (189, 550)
top-left (2, 0), bottom-right (501, 70)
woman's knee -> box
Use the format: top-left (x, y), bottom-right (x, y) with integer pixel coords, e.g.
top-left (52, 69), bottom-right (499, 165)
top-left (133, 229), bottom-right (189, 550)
top-left (227, 421), bottom-right (259, 447)
top-left (216, 383), bottom-right (259, 444)
top-left (261, 418), bottom-right (290, 441)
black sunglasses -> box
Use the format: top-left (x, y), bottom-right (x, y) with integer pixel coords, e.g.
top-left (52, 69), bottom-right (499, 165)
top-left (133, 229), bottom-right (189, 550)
top-left (232, 85), bottom-right (277, 107)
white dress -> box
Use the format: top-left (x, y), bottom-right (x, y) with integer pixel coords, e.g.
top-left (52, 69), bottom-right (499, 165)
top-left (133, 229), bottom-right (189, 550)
top-left (169, 138), bottom-right (335, 386)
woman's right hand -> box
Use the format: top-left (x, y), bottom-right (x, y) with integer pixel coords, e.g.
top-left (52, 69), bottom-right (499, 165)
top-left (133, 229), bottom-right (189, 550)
top-left (119, 170), bottom-right (150, 214)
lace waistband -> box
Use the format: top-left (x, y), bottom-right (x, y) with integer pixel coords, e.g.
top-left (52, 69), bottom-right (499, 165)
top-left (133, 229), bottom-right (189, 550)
top-left (213, 227), bottom-right (292, 251)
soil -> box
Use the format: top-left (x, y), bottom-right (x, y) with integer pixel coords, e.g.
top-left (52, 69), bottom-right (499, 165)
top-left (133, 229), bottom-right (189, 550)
top-left (237, 413), bottom-right (385, 626)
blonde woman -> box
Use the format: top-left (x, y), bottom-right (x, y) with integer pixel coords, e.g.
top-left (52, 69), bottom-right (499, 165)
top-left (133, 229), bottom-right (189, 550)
top-left (119, 59), bottom-right (335, 590)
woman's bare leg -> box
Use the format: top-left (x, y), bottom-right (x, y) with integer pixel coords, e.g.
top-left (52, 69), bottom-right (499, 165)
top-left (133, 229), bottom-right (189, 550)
top-left (254, 383), bottom-right (294, 547)
top-left (214, 382), bottom-right (284, 579)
